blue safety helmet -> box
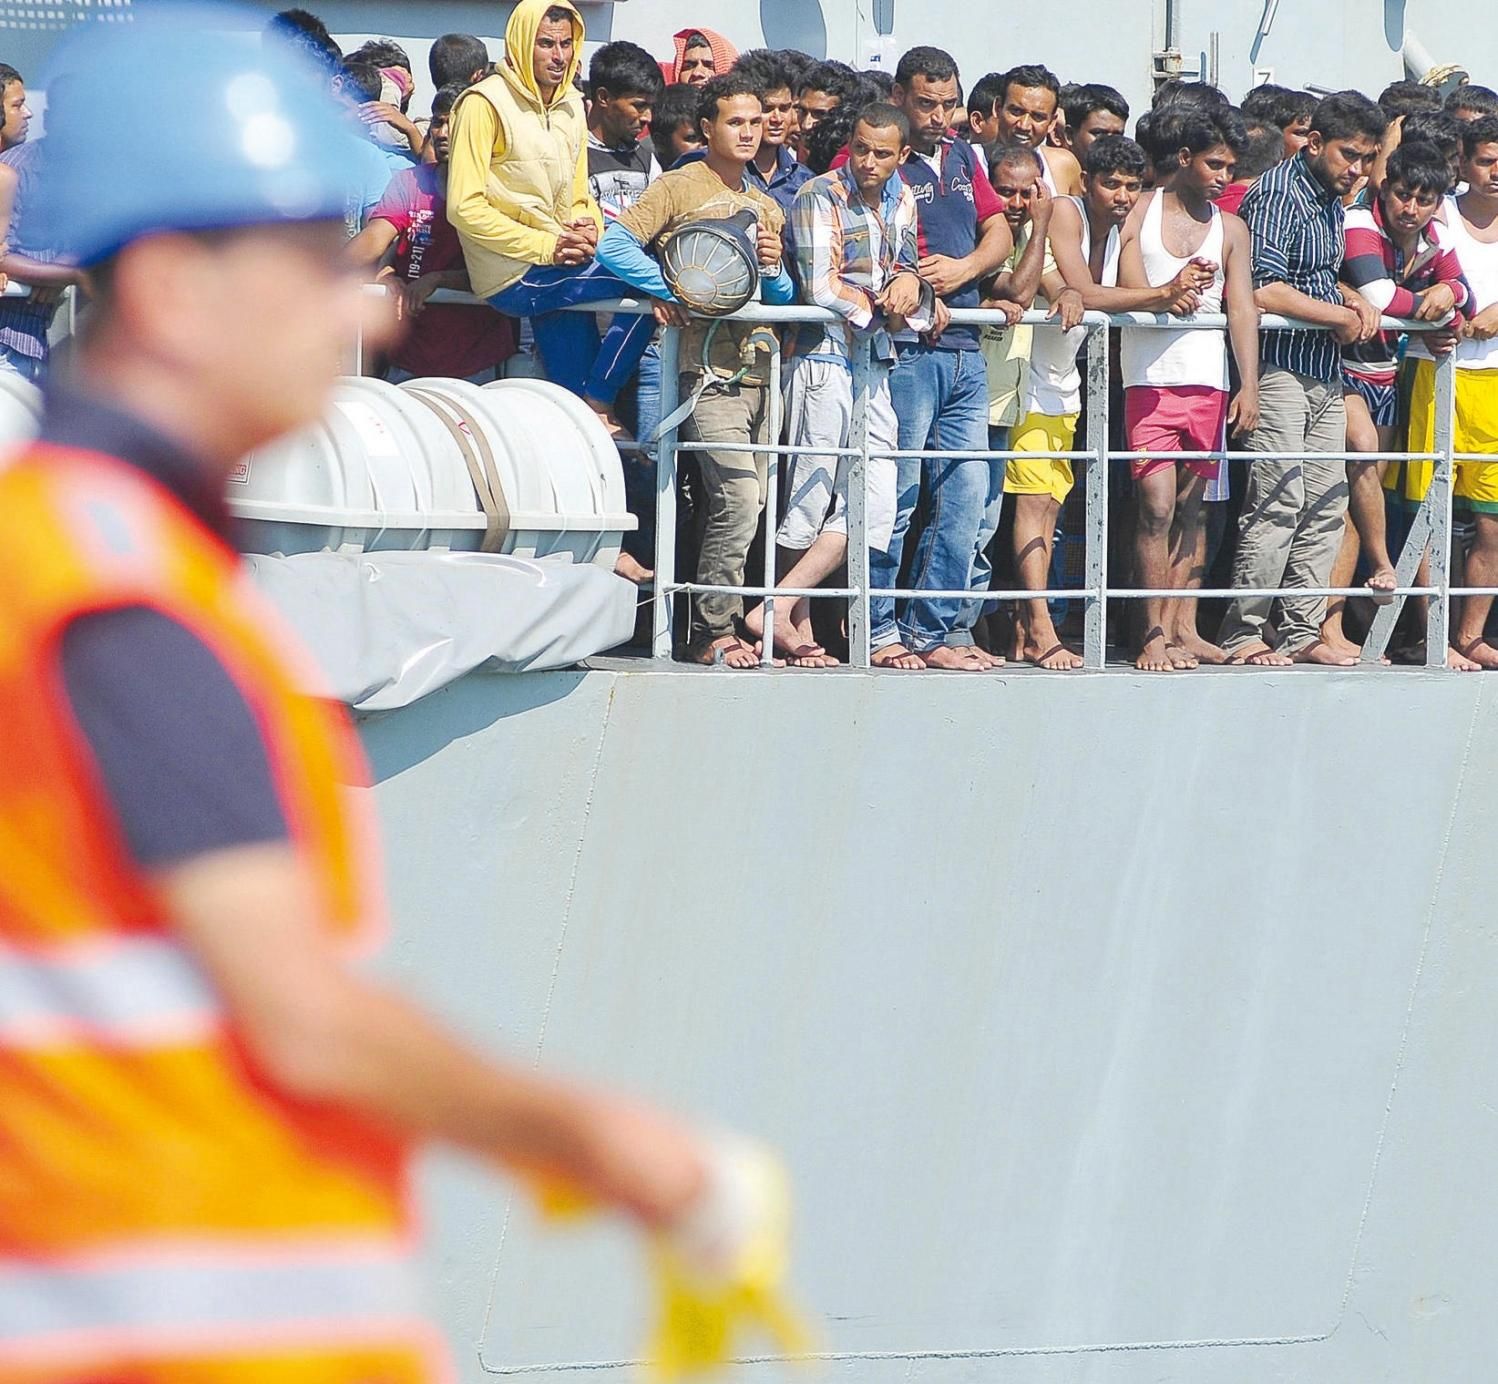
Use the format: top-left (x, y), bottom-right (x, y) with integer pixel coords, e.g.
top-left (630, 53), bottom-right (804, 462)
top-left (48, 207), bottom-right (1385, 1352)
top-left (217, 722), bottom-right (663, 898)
top-left (25, 3), bottom-right (358, 265)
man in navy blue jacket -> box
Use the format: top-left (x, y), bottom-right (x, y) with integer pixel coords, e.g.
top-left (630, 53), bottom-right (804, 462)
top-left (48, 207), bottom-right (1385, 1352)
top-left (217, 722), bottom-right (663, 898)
top-left (871, 46), bottom-right (1014, 669)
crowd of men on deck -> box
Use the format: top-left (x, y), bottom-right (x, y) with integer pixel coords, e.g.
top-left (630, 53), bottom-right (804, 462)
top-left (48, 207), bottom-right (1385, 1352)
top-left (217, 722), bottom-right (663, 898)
top-left (5, 0), bottom-right (1498, 672)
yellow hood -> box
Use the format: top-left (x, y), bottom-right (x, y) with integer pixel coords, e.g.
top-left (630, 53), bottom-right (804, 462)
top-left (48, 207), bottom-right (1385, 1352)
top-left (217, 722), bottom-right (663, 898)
top-left (502, 0), bottom-right (585, 111)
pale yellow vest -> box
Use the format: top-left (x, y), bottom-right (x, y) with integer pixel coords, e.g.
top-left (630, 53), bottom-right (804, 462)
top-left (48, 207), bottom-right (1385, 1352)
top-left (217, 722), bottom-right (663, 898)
top-left (459, 68), bottom-right (588, 295)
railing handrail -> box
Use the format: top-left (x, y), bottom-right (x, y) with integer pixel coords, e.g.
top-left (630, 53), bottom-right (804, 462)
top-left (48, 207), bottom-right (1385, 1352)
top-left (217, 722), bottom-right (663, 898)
top-left (408, 286), bottom-right (1448, 335)
top-left (364, 284), bottom-right (1467, 674)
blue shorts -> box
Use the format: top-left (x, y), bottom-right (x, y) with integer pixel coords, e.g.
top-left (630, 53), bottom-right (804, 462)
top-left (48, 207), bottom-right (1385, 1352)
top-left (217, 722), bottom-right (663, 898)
top-left (1342, 369), bottom-right (1397, 428)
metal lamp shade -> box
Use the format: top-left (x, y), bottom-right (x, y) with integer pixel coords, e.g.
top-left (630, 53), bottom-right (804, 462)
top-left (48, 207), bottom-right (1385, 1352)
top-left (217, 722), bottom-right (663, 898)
top-left (660, 208), bottom-right (761, 316)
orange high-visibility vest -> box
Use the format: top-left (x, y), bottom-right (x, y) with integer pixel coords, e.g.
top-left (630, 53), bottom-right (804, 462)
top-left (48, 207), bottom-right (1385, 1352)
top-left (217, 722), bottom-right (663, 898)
top-left (0, 444), bottom-right (447, 1383)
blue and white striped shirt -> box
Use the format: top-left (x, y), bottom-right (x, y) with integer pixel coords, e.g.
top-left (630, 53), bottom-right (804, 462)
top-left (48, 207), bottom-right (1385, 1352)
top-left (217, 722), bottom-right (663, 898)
top-left (1239, 152), bottom-right (1345, 383)
top-left (0, 141), bottom-right (59, 365)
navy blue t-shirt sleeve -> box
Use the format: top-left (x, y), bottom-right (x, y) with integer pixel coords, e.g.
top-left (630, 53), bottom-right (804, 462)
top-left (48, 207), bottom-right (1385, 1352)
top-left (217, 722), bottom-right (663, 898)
top-left (59, 606), bottom-right (290, 869)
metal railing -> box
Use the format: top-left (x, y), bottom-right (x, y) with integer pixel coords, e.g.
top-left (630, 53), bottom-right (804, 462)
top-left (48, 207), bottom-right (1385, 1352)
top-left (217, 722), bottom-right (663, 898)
top-left (417, 292), bottom-right (1474, 671)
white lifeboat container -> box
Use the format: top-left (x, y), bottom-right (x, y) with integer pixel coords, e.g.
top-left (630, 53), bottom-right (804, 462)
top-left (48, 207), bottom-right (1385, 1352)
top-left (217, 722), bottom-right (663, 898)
top-left (230, 376), bottom-right (635, 569)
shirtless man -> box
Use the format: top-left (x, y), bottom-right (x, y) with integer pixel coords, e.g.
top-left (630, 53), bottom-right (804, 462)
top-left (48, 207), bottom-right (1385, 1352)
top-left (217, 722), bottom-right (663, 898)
top-left (1119, 107), bottom-right (1260, 671)
top-left (969, 65), bottom-right (1084, 198)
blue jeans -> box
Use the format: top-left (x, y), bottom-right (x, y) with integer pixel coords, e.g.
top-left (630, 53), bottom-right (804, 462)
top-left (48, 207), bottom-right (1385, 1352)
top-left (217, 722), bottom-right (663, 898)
top-left (488, 261), bottom-right (654, 406)
top-left (871, 345), bottom-right (990, 651)
top-left (619, 337), bottom-right (662, 566)
top-left (0, 344), bottom-right (45, 383)
top-left (634, 336), bottom-right (663, 444)
top-left (947, 423), bottom-right (1010, 645)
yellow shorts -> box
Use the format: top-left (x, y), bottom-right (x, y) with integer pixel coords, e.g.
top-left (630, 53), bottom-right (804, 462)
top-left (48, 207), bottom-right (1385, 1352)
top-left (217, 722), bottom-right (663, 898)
top-left (1386, 359), bottom-right (1498, 513)
top-left (1003, 411), bottom-right (1079, 503)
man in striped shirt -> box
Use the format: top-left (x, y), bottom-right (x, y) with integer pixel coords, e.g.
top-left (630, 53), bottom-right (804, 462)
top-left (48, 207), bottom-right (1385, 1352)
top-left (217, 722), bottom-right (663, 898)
top-left (1218, 90), bottom-right (1386, 667)
top-left (741, 103), bottom-right (940, 665)
top-left (0, 125), bottom-right (84, 382)
top-left (1323, 138), bottom-right (1469, 661)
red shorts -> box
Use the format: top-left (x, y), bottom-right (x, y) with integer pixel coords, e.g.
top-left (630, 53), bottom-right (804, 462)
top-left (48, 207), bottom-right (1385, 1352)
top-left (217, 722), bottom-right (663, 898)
top-left (1125, 385), bottom-right (1228, 480)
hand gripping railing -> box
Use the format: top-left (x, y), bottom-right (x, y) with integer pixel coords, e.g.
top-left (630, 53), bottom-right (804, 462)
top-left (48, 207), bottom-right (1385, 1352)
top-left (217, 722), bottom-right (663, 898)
top-left (415, 291), bottom-right (1467, 671)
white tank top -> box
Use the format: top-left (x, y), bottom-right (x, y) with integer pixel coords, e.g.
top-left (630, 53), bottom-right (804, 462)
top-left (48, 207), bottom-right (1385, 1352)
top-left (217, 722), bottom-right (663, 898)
top-left (1025, 197), bottom-right (1119, 416)
top-left (1449, 201), bottom-right (1498, 370)
top-left (1039, 155), bottom-right (1059, 196)
top-left (1120, 192), bottom-right (1228, 390)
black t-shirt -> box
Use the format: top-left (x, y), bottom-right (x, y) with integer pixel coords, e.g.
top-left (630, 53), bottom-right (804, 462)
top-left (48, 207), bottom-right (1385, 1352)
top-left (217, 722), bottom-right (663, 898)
top-left (43, 384), bottom-right (290, 869)
top-left (586, 134), bottom-right (659, 222)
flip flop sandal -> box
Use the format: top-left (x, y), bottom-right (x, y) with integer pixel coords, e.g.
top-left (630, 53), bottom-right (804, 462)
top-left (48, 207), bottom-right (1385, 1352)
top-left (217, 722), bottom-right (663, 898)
top-left (1029, 643), bottom-right (1081, 668)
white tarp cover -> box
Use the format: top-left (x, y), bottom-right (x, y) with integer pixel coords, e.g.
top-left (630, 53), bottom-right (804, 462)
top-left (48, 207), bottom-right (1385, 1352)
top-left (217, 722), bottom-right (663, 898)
top-left (244, 550), bottom-right (637, 710)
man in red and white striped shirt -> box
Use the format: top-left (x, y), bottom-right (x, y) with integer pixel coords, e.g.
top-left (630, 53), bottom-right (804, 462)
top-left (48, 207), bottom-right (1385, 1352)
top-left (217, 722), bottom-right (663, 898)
top-left (1323, 138), bottom-right (1470, 659)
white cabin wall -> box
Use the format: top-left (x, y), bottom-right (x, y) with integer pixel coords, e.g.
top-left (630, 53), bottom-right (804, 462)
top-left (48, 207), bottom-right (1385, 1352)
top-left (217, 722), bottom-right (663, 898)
top-left (0, 0), bottom-right (1488, 143)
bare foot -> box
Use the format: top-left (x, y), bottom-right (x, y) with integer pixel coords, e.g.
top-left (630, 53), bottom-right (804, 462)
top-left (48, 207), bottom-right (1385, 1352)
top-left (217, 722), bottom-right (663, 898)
top-left (871, 642), bottom-right (924, 670)
top-left (1364, 566), bottom-right (1397, 607)
top-left (689, 634), bottom-right (758, 669)
top-left (917, 644), bottom-right (988, 671)
top-left (1169, 629), bottom-right (1230, 664)
top-left (1456, 638), bottom-right (1498, 669)
top-left (740, 637), bottom-right (787, 669)
top-left (1291, 639), bottom-right (1358, 667)
top-left (587, 401), bottom-right (634, 442)
top-left (1448, 644), bottom-right (1483, 671)
top-left (1135, 631), bottom-right (1176, 673)
top-left (1023, 640), bottom-right (1084, 670)
top-left (1317, 629), bottom-right (1365, 662)
top-left (967, 645), bottom-right (1007, 669)
top-left (1166, 643), bottom-right (1199, 670)
top-left (1225, 640), bottom-right (1293, 667)
top-left (614, 552), bottom-right (653, 584)
top-left (743, 599), bottom-right (818, 662)
top-left (784, 644), bottom-right (839, 668)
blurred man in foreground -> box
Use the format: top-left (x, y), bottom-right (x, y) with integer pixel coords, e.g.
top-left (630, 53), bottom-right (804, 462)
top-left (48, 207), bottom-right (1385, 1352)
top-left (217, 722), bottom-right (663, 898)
top-left (0, 10), bottom-right (789, 1380)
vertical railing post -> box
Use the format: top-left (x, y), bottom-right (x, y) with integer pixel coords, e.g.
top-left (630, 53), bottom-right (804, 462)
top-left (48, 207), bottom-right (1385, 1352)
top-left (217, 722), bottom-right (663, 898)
top-left (760, 340), bottom-right (783, 665)
top-left (847, 341), bottom-right (872, 668)
top-left (1426, 351), bottom-right (1455, 667)
top-left (1082, 323), bottom-right (1110, 670)
top-left (652, 325), bottom-right (682, 660)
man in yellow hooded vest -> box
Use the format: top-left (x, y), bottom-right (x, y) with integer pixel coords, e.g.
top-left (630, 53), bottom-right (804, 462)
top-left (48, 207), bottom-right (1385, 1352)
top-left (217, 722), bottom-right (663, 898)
top-left (448, 0), bottom-right (653, 436)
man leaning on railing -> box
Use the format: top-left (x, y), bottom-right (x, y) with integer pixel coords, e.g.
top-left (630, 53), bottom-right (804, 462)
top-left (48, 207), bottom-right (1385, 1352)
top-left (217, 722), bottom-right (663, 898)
top-left (738, 102), bottom-right (939, 668)
top-left (596, 72), bottom-right (795, 668)
top-left (1217, 90), bottom-right (1387, 667)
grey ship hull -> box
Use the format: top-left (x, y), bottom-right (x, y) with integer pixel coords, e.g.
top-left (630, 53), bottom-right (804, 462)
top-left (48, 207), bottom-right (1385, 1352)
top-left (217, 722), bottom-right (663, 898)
top-left (364, 662), bottom-right (1496, 1383)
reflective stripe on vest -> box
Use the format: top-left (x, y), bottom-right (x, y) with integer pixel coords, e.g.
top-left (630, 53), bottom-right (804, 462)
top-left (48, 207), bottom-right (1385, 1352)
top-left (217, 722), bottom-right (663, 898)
top-left (0, 935), bottom-right (220, 1047)
top-left (0, 1238), bottom-right (425, 1359)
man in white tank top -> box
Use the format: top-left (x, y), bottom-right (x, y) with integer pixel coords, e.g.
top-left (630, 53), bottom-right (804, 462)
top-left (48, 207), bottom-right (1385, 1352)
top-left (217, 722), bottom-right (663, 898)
top-left (1007, 135), bottom-right (1212, 669)
top-left (966, 64), bottom-right (1084, 199)
top-left (1408, 117), bottom-right (1498, 668)
top-left (1118, 108), bottom-right (1261, 672)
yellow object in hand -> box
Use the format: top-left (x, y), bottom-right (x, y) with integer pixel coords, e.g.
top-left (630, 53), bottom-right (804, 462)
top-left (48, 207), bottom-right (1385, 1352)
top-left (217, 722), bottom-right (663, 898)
top-left (531, 1137), bottom-right (813, 1380)
top-left (646, 1139), bottom-right (813, 1380)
